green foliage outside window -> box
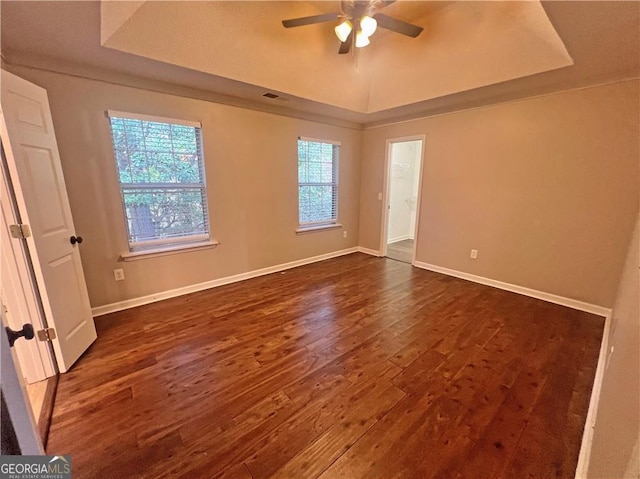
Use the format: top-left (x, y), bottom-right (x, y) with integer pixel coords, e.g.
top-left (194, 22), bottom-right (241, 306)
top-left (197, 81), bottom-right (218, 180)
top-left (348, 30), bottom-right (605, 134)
top-left (109, 117), bottom-right (209, 246)
top-left (298, 140), bottom-right (338, 225)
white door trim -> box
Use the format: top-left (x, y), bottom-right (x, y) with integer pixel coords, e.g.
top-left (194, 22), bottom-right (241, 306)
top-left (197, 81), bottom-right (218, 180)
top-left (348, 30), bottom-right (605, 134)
top-left (380, 135), bottom-right (426, 264)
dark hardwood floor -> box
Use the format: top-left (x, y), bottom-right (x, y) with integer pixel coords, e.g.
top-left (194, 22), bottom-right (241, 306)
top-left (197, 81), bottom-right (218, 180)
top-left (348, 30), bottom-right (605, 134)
top-left (46, 254), bottom-right (604, 479)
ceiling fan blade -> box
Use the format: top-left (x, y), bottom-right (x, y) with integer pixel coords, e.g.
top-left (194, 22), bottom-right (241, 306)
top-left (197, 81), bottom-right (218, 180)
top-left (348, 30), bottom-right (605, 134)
top-left (338, 30), bottom-right (354, 54)
top-left (282, 12), bottom-right (341, 28)
top-left (373, 13), bottom-right (423, 37)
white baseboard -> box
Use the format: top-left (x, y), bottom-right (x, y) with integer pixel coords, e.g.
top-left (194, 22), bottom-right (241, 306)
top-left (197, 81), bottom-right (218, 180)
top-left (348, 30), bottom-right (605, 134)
top-left (575, 310), bottom-right (612, 479)
top-left (413, 261), bottom-right (611, 317)
top-left (357, 247), bottom-right (381, 257)
top-left (387, 235), bottom-right (410, 244)
top-left (92, 247), bottom-right (358, 317)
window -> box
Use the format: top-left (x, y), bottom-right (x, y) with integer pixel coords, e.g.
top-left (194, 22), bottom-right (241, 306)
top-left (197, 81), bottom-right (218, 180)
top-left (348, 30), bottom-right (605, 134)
top-left (107, 111), bottom-right (210, 253)
top-left (297, 138), bottom-right (339, 230)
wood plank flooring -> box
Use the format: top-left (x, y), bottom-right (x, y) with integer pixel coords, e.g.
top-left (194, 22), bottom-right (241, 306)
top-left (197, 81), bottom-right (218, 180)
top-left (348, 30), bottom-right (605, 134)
top-left (386, 239), bottom-right (414, 264)
top-left (25, 379), bottom-right (48, 422)
top-left (46, 254), bottom-right (604, 479)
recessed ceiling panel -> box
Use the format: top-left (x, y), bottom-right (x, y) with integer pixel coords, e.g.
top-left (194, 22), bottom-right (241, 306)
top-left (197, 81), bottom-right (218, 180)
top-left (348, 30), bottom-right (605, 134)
top-left (102, 1), bottom-right (573, 114)
top-left (363, 1), bottom-right (574, 112)
top-left (103, 1), bottom-right (372, 112)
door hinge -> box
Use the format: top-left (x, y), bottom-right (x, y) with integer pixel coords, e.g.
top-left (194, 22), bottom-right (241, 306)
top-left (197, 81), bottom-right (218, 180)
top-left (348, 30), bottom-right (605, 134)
top-left (9, 224), bottom-right (31, 239)
top-left (36, 328), bottom-right (56, 342)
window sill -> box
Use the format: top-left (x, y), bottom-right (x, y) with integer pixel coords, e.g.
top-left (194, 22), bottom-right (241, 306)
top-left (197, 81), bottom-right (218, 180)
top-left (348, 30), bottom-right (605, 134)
top-left (120, 240), bottom-right (219, 262)
top-left (295, 223), bottom-right (342, 235)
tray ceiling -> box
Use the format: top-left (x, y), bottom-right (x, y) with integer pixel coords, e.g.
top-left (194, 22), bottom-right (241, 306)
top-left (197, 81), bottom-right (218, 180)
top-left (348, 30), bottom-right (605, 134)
top-left (101, 1), bottom-right (573, 114)
top-left (2, 1), bottom-right (638, 125)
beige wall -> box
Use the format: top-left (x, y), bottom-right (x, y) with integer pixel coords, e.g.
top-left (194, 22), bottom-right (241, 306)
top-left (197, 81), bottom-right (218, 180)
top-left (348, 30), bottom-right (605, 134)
top-left (360, 80), bottom-right (639, 308)
top-left (6, 65), bottom-right (638, 312)
top-left (588, 216), bottom-right (639, 478)
top-left (7, 66), bottom-right (362, 308)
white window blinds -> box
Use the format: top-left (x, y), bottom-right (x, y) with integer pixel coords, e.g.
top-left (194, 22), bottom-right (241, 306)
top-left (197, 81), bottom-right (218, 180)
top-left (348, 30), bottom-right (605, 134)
top-left (107, 112), bottom-right (210, 251)
top-left (297, 138), bottom-right (339, 227)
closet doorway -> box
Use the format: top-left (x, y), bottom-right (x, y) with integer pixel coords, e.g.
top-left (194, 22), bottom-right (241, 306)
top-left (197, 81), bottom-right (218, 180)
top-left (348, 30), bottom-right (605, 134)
top-left (381, 137), bottom-right (424, 264)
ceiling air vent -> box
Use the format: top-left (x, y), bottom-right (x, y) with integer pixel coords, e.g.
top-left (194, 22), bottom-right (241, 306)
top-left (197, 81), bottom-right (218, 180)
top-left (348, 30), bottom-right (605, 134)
top-left (262, 92), bottom-right (279, 99)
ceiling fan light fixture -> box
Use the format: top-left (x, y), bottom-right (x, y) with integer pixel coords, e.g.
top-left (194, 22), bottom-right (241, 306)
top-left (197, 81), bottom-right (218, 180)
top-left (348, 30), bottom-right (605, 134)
top-left (355, 31), bottom-right (370, 48)
top-left (334, 20), bottom-right (353, 43)
top-left (360, 16), bottom-right (377, 37)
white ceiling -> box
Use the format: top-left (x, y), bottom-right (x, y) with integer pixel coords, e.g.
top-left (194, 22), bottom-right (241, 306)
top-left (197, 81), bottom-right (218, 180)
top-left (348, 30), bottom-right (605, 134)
top-left (2, 1), bottom-right (638, 126)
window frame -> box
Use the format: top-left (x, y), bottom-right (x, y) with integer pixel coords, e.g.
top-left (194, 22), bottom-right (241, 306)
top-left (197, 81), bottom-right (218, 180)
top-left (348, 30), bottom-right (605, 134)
top-left (296, 137), bottom-right (341, 233)
top-left (106, 110), bottom-right (213, 256)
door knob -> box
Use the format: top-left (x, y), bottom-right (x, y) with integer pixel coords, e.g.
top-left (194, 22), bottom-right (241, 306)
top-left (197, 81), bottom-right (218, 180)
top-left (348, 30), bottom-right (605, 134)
top-left (5, 324), bottom-right (34, 347)
top-left (70, 235), bottom-right (83, 245)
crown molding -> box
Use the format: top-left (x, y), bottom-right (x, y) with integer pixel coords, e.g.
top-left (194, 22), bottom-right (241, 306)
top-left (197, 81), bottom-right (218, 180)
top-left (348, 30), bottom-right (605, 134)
top-left (3, 51), bottom-right (364, 131)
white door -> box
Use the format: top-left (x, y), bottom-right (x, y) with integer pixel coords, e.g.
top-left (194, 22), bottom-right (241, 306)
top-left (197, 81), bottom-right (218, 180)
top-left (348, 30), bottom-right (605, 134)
top-left (1, 69), bottom-right (96, 373)
top-left (2, 145), bottom-right (56, 383)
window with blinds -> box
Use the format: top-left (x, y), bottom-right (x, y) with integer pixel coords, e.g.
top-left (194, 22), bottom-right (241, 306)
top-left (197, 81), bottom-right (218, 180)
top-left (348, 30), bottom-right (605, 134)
top-left (297, 138), bottom-right (339, 228)
top-left (107, 111), bottom-right (210, 251)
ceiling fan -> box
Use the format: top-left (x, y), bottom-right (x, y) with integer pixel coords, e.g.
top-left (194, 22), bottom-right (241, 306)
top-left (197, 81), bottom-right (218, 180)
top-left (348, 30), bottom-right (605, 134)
top-left (282, 0), bottom-right (424, 54)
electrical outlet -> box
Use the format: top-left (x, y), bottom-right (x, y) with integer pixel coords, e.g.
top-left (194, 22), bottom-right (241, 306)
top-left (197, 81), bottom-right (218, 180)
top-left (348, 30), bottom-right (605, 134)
top-left (113, 269), bottom-right (125, 281)
top-left (470, 249), bottom-right (478, 259)
top-left (378, 192), bottom-right (383, 201)
top-left (343, 231), bottom-right (348, 238)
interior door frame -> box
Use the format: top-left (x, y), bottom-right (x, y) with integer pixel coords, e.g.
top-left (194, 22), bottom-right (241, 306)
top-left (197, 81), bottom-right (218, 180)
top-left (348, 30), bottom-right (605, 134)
top-left (380, 134), bottom-right (426, 264)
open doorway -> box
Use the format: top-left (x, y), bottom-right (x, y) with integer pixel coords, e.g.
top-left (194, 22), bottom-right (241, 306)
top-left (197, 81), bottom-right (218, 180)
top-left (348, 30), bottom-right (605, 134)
top-left (381, 137), bottom-right (424, 264)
